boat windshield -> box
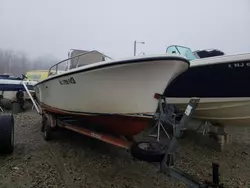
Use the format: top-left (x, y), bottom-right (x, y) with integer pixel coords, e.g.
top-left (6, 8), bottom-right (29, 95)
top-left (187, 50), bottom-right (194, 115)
top-left (166, 45), bottom-right (197, 61)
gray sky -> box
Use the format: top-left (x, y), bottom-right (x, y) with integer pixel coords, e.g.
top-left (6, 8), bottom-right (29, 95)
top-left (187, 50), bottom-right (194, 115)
top-left (0, 0), bottom-right (249, 60)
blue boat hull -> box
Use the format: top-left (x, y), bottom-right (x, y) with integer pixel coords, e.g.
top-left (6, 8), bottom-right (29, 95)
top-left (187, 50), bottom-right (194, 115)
top-left (0, 84), bottom-right (34, 92)
top-left (164, 60), bottom-right (250, 98)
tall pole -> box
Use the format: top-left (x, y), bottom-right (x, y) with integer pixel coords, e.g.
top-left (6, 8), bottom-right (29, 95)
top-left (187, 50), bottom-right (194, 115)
top-left (134, 40), bottom-right (145, 56)
top-left (134, 40), bottom-right (136, 56)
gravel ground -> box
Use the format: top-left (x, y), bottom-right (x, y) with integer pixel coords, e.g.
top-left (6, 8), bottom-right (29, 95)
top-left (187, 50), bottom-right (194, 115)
top-left (0, 110), bottom-right (250, 188)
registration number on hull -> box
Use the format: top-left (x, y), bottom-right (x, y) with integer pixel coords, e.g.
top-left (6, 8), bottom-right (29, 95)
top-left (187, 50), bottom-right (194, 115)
top-left (59, 77), bottom-right (76, 85)
top-left (228, 62), bottom-right (250, 68)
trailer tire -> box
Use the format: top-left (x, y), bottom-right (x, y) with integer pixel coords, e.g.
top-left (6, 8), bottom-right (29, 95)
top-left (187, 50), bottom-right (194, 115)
top-left (44, 117), bottom-right (52, 141)
top-left (41, 115), bottom-right (46, 132)
top-left (0, 113), bottom-right (14, 154)
top-left (130, 141), bottom-right (166, 162)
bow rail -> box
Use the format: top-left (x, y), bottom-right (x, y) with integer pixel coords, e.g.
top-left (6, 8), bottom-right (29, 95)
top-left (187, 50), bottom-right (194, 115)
top-left (48, 50), bottom-right (112, 77)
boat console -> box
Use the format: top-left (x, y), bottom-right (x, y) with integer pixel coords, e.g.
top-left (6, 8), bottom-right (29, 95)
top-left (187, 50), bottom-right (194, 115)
top-left (166, 45), bottom-right (226, 60)
top-left (166, 45), bottom-right (197, 61)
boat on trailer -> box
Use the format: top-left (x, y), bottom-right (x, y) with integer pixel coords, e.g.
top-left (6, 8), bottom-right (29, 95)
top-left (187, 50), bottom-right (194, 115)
top-left (165, 45), bottom-right (250, 126)
top-left (34, 50), bottom-right (190, 136)
top-left (0, 74), bottom-right (37, 103)
top-left (15, 49), bottom-right (224, 187)
top-left (1, 83), bottom-right (224, 187)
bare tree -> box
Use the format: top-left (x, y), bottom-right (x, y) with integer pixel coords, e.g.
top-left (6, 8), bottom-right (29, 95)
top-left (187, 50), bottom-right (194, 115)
top-left (0, 48), bottom-right (59, 76)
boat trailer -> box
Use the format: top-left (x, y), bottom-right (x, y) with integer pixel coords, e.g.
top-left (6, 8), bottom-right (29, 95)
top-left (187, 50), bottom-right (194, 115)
top-left (39, 94), bottom-right (224, 187)
top-left (0, 82), bottom-right (225, 187)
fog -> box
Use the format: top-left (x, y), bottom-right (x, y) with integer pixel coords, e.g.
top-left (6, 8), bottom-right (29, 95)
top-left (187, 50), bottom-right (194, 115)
top-left (0, 0), bottom-right (249, 73)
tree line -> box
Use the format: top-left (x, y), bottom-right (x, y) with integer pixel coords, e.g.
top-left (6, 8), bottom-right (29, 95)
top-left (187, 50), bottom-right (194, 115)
top-left (0, 48), bottom-right (59, 76)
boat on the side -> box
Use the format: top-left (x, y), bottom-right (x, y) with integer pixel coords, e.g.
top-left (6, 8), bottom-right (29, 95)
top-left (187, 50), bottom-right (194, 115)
top-left (0, 74), bottom-right (37, 101)
top-left (164, 45), bottom-right (250, 126)
top-left (34, 50), bottom-right (190, 136)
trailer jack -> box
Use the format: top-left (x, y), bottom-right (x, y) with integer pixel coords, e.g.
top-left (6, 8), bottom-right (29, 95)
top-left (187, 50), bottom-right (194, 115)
top-left (160, 137), bottom-right (224, 188)
top-left (153, 95), bottom-right (224, 187)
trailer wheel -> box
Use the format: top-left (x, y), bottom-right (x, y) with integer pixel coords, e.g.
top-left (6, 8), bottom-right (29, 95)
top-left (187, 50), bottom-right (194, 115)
top-left (44, 117), bottom-right (52, 141)
top-left (41, 115), bottom-right (46, 132)
top-left (0, 113), bottom-right (14, 154)
top-left (130, 141), bottom-right (166, 162)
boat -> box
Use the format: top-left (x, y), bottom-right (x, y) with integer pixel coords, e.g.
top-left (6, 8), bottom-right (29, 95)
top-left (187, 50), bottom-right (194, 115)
top-left (164, 45), bottom-right (250, 127)
top-left (0, 74), bottom-right (37, 101)
top-left (34, 50), bottom-right (190, 136)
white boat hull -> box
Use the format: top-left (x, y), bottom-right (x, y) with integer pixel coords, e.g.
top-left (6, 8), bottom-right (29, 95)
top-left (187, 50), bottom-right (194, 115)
top-left (167, 97), bottom-right (250, 126)
top-left (35, 55), bottom-right (189, 115)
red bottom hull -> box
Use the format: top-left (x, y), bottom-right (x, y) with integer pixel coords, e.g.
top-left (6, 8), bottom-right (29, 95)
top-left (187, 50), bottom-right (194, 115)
top-left (41, 103), bottom-right (153, 136)
top-left (81, 115), bottom-right (151, 136)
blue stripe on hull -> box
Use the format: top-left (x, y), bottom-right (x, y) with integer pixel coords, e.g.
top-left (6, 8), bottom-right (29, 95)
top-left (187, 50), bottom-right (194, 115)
top-left (0, 84), bottom-right (34, 91)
